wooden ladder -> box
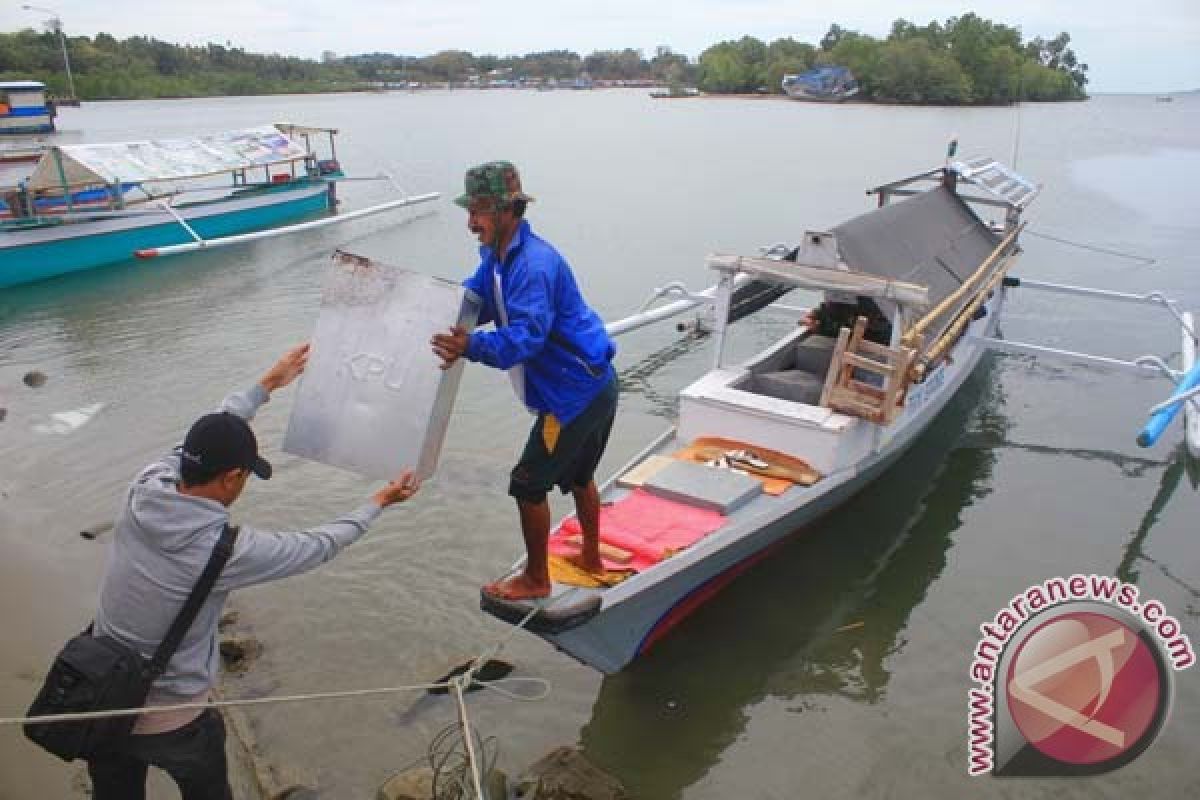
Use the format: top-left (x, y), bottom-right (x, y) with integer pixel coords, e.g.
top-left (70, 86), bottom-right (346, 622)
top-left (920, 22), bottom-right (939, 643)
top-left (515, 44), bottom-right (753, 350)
top-left (819, 316), bottom-right (916, 425)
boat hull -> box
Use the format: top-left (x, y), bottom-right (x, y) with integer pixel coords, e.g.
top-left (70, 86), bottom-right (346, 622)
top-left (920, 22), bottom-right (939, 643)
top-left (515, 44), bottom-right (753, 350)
top-left (0, 118), bottom-right (54, 134)
top-left (530, 291), bottom-right (1004, 672)
top-left (0, 182), bottom-right (331, 288)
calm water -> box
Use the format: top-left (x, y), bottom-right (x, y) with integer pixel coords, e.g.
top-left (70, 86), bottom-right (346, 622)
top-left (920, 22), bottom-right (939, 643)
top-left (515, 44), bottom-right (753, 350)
top-left (1, 91), bottom-right (1198, 799)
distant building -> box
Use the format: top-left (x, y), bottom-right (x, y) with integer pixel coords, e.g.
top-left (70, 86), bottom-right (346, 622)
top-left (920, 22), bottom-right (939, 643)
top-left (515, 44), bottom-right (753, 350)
top-left (322, 50), bottom-right (337, 63)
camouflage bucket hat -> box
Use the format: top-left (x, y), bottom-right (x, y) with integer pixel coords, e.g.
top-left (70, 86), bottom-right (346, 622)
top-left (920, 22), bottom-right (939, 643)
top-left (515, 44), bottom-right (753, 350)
top-left (454, 161), bottom-right (534, 210)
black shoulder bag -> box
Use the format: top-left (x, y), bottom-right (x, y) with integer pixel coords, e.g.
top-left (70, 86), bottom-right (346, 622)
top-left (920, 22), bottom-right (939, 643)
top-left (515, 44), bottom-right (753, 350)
top-left (23, 524), bottom-right (238, 762)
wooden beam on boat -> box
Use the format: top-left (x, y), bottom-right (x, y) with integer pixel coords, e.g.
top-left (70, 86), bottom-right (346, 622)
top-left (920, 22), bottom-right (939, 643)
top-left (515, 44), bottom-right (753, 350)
top-left (911, 251), bottom-right (1021, 382)
top-left (865, 168), bottom-right (941, 197)
top-left (705, 253), bottom-right (930, 309)
top-left (133, 192), bottom-right (439, 259)
top-left (901, 223), bottom-right (1024, 350)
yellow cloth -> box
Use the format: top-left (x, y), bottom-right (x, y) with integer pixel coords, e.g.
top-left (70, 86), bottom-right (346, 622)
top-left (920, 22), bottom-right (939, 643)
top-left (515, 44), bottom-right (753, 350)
top-left (548, 554), bottom-right (632, 588)
top-left (542, 413), bottom-right (561, 453)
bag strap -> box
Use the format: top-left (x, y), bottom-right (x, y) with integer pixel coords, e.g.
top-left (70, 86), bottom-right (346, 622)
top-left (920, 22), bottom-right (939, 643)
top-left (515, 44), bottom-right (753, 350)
top-left (148, 523), bottom-right (238, 677)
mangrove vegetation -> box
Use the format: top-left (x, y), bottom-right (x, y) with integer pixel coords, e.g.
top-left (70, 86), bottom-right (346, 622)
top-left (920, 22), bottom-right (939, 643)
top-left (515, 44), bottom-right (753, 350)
top-left (0, 14), bottom-right (1087, 104)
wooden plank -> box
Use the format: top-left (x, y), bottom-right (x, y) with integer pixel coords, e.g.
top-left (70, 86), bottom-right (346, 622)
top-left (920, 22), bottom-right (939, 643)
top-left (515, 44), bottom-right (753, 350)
top-left (820, 325), bottom-right (853, 408)
top-left (706, 253), bottom-right (930, 309)
top-left (617, 454), bottom-right (675, 488)
top-left (828, 391), bottom-right (881, 418)
top-left (842, 353), bottom-right (895, 376)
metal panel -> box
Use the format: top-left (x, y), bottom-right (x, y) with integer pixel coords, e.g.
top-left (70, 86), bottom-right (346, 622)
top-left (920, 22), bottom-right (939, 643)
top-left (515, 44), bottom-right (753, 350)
top-left (643, 460), bottom-right (763, 514)
top-left (283, 251), bottom-right (480, 480)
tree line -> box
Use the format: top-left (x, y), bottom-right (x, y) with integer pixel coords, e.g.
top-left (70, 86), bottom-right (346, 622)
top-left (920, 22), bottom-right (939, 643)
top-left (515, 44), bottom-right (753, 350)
top-left (0, 14), bottom-right (1086, 103)
top-left (697, 16), bottom-right (1087, 103)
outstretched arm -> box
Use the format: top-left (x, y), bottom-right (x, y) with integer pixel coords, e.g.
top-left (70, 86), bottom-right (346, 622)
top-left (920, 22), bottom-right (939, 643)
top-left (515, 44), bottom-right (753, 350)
top-left (217, 470), bottom-right (422, 590)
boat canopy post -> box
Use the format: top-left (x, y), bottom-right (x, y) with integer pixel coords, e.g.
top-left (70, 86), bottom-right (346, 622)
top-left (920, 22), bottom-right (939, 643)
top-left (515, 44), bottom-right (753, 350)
top-left (709, 270), bottom-right (736, 369)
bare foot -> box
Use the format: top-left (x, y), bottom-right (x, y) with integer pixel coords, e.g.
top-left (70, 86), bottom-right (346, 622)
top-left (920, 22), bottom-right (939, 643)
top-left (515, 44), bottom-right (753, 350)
top-left (483, 574), bottom-right (551, 601)
top-left (564, 552), bottom-right (605, 575)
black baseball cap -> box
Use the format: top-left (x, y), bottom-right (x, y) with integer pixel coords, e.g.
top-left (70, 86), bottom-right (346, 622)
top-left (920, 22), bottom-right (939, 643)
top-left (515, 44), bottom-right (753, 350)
top-left (181, 412), bottom-right (272, 480)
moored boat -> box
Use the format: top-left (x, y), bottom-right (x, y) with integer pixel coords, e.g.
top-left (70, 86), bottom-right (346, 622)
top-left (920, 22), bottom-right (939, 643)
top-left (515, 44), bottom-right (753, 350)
top-left (0, 123), bottom-right (437, 288)
top-left (480, 155), bottom-right (1198, 673)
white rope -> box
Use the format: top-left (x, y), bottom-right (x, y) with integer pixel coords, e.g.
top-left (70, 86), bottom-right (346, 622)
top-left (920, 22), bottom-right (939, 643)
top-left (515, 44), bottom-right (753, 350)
top-left (452, 679), bottom-right (485, 799)
top-left (6, 587), bottom-right (576, 800)
top-left (1, 675), bottom-right (555, 727)
top-left (3, 590), bottom-right (566, 729)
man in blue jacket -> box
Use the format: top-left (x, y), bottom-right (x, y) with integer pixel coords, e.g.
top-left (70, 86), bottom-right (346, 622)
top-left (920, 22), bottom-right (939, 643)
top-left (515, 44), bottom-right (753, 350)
top-left (432, 162), bottom-right (617, 601)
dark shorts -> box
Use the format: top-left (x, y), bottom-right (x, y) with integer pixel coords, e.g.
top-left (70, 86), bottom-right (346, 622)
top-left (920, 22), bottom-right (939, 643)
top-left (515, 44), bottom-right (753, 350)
top-left (509, 374), bottom-right (618, 503)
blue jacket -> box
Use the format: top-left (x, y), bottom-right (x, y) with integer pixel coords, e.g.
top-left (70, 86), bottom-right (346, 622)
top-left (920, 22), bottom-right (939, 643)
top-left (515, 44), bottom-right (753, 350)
top-left (464, 220), bottom-right (615, 423)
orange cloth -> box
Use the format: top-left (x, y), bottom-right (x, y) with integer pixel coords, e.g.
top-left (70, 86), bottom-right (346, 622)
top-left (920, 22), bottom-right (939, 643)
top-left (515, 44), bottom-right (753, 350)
top-left (548, 554), bottom-right (632, 588)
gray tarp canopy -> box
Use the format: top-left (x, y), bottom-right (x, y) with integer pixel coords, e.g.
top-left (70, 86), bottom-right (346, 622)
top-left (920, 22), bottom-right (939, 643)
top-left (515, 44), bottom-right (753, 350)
top-left (711, 185), bottom-right (1002, 312)
top-left (832, 185), bottom-right (1002, 308)
top-left (26, 124), bottom-right (312, 191)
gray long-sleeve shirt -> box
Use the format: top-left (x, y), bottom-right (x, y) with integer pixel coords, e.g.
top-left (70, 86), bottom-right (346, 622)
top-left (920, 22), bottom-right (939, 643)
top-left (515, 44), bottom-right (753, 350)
top-left (93, 384), bottom-right (381, 708)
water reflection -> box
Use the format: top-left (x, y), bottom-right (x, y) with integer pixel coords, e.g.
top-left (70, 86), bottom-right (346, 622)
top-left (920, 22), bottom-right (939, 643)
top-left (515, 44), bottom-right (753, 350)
top-left (1115, 445), bottom-right (1200, 600)
top-left (578, 364), bottom-right (1004, 799)
top-left (617, 330), bottom-right (710, 420)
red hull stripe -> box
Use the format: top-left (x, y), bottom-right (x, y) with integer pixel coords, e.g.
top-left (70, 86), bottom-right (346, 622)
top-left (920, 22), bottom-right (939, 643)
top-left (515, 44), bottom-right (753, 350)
top-left (635, 540), bottom-right (785, 657)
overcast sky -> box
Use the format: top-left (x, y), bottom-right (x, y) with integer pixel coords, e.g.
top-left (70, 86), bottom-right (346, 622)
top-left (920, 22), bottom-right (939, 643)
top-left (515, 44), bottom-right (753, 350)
top-left (3, 1), bottom-right (1197, 92)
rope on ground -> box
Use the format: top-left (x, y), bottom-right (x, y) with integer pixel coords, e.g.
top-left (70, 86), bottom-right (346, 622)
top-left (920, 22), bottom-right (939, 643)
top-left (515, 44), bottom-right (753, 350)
top-left (2, 593), bottom-right (561, 729)
top-left (5, 589), bottom-right (575, 800)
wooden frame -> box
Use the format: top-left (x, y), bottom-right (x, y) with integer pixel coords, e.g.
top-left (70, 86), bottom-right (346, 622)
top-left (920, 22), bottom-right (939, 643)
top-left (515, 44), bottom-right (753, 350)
top-left (820, 316), bottom-right (916, 425)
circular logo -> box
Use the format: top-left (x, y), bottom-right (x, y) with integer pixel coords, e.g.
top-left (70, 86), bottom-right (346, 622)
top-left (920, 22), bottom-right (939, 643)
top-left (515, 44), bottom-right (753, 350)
top-left (1005, 611), bottom-right (1169, 768)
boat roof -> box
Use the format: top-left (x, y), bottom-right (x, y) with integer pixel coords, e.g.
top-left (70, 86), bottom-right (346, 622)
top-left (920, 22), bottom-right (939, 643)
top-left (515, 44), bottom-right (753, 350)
top-left (710, 184), bottom-right (1003, 310)
top-left (274, 123), bottom-right (338, 136)
top-left (833, 185), bottom-right (1002, 307)
top-left (26, 124), bottom-right (312, 190)
top-left (869, 157), bottom-right (1041, 211)
top-left (0, 81), bottom-right (46, 91)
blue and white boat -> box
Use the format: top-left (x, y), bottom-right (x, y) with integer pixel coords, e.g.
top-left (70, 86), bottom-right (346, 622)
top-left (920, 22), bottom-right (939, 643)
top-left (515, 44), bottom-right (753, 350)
top-left (781, 65), bottom-right (859, 102)
top-left (0, 123), bottom-right (438, 288)
top-left (0, 81), bottom-right (56, 134)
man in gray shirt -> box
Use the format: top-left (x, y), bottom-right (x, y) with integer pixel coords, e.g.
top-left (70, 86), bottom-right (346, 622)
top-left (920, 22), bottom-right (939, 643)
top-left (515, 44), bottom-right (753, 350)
top-left (87, 344), bottom-right (419, 800)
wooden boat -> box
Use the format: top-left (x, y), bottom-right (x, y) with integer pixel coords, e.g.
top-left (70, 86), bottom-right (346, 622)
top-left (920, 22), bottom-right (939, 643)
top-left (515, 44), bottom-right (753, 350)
top-left (481, 156), bottom-right (1199, 673)
top-left (0, 123), bottom-right (437, 288)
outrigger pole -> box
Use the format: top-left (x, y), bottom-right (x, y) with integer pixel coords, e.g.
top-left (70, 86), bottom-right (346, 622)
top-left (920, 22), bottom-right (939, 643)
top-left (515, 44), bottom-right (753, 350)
top-left (134, 192), bottom-right (440, 260)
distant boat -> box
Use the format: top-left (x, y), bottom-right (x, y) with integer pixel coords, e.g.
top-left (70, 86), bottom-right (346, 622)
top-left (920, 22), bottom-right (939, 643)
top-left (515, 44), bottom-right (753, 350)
top-left (0, 81), bottom-right (56, 135)
top-left (781, 66), bottom-right (859, 102)
top-left (0, 123), bottom-right (438, 288)
top-left (1156, 95), bottom-right (1174, 102)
